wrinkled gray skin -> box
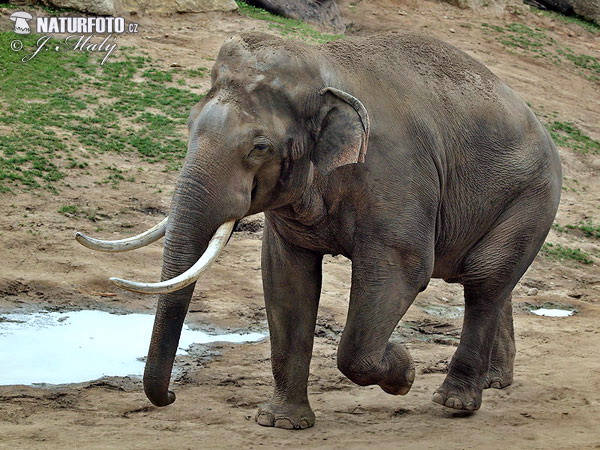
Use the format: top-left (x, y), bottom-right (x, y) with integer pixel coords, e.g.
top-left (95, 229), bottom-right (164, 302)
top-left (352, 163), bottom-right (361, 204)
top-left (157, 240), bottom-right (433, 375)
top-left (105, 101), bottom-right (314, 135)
top-left (145, 32), bottom-right (561, 429)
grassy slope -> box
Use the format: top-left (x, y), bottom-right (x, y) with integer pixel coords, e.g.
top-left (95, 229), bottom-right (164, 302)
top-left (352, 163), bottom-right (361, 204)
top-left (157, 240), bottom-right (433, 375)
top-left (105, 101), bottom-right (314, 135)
top-left (0, 2), bottom-right (597, 265)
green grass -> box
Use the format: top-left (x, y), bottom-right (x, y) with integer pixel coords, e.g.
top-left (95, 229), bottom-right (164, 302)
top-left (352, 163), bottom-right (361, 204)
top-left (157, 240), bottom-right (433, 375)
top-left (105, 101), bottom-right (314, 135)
top-left (557, 48), bottom-right (600, 78)
top-left (235, 1), bottom-right (343, 44)
top-left (538, 10), bottom-right (600, 34)
top-left (546, 121), bottom-right (600, 154)
top-left (187, 67), bottom-right (209, 77)
top-left (58, 205), bottom-right (79, 215)
top-left (553, 221), bottom-right (600, 239)
top-left (482, 22), bottom-right (557, 54)
top-left (541, 242), bottom-right (594, 264)
top-left (100, 165), bottom-right (135, 188)
top-left (481, 22), bottom-right (600, 80)
top-left (0, 3), bottom-right (80, 14)
top-left (58, 204), bottom-right (107, 221)
top-left (531, 106), bottom-right (600, 155)
top-left (0, 3), bottom-right (343, 193)
top-left (0, 32), bottom-right (208, 193)
top-left (0, 2), bottom-right (342, 194)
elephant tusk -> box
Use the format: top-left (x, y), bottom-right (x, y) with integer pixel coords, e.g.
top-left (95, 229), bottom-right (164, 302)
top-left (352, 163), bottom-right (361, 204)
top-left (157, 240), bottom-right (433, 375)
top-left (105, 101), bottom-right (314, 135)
top-left (75, 217), bottom-right (168, 253)
top-left (110, 220), bottom-right (235, 294)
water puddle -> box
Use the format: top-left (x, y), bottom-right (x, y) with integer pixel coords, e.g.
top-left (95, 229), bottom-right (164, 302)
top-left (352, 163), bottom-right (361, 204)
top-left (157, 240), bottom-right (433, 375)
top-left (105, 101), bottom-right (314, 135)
top-left (0, 310), bottom-right (265, 386)
top-left (531, 308), bottom-right (575, 317)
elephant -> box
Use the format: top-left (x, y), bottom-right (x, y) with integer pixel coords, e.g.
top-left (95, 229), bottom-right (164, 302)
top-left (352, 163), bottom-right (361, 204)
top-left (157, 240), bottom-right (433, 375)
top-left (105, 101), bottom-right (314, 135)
top-left (76, 31), bottom-right (562, 430)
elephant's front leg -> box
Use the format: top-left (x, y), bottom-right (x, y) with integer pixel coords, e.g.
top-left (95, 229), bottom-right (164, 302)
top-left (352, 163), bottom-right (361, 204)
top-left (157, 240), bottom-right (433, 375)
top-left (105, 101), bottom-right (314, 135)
top-left (255, 222), bottom-right (322, 430)
top-left (337, 246), bottom-right (429, 395)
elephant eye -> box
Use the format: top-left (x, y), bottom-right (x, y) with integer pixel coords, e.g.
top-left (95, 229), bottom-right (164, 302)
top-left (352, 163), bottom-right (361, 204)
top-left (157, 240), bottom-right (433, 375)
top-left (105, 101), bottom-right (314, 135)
top-left (248, 141), bottom-right (273, 159)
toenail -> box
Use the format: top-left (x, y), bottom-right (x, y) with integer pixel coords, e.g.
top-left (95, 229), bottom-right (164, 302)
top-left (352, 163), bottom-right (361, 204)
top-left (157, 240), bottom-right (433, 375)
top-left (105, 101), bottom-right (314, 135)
top-left (300, 418), bottom-right (311, 429)
top-left (445, 397), bottom-right (463, 409)
top-left (432, 392), bottom-right (444, 405)
top-left (274, 418), bottom-right (295, 429)
top-left (256, 413), bottom-right (274, 427)
top-left (465, 402), bottom-right (475, 411)
top-left (398, 385), bottom-right (411, 395)
top-left (491, 381), bottom-right (502, 389)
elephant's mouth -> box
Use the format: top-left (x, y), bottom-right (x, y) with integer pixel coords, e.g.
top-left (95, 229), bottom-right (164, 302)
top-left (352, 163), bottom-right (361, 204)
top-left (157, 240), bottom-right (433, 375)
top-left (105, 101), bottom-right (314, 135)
top-left (251, 178), bottom-right (258, 202)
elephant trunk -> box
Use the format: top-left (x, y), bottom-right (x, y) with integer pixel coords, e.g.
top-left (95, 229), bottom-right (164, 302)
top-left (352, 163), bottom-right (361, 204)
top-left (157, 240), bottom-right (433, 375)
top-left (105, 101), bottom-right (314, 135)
top-left (144, 285), bottom-right (194, 406)
top-left (143, 170), bottom-right (232, 407)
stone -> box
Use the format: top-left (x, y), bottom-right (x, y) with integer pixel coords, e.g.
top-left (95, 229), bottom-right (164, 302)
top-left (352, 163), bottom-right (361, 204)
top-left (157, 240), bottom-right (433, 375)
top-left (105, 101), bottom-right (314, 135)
top-left (22, 0), bottom-right (238, 15)
top-left (571, 0), bottom-right (600, 25)
top-left (246, 0), bottom-right (345, 33)
top-left (118, 0), bottom-right (238, 14)
top-left (25, 0), bottom-right (116, 15)
top-left (524, 0), bottom-right (573, 13)
top-left (441, 0), bottom-right (528, 14)
top-left (524, 0), bottom-right (600, 25)
top-left (527, 288), bottom-right (539, 296)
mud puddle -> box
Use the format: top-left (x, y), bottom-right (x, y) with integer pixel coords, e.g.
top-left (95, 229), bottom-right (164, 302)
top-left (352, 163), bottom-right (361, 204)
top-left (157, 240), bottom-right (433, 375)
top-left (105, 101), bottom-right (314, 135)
top-left (0, 310), bottom-right (265, 385)
top-left (421, 304), bottom-right (464, 319)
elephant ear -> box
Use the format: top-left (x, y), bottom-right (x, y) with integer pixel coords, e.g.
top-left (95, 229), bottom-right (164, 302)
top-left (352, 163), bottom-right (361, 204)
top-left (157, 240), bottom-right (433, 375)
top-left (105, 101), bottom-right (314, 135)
top-left (312, 87), bottom-right (371, 174)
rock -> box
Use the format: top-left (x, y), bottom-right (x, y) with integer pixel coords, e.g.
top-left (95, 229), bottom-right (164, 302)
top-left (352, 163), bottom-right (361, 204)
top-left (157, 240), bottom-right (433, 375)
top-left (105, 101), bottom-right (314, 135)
top-left (571, 0), bottom-right (600, 25)
top-left (527, 288), bottom-right (539, 296)
top-left (24, 0), bottom-right (238, 15)
top-left (246, 0), bottom-right (345, 33)
top-left (119, 0), bottom-right (238, 14)
top-left (524, 0), bottom-right (573, 13)
top-left (441, 0), bottom-right (525, 12)
top-left (524, 0), bottom-right (600, 25)
top-left (31, 0), bottom-right (115, 15)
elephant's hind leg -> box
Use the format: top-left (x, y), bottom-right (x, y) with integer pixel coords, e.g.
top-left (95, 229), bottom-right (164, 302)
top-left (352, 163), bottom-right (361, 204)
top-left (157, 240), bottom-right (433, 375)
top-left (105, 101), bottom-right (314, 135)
top-left (484, 298), bottom-right (515, 389)
top-left (433, 206), bottom-right (548, 411)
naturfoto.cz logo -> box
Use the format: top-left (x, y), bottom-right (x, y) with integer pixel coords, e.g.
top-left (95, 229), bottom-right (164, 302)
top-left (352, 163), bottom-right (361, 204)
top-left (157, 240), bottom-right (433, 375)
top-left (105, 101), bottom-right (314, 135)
top-left (9, 12), bottom-right (139, 65)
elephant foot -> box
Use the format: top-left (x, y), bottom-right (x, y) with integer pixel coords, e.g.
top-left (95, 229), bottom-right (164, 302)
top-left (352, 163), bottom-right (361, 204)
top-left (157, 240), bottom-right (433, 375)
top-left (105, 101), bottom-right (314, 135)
top-left (484, 367), bottom-right (513, 389)
top-left (379, 365), bottom-right (415, 395)
top-left (339, 342), bottom-right (415, 396)
top-left (374, 343), bottom-right (415, 395)
top-left (255, 402), bottom-right (315, 430)
top-left (432, 378), bottom-right (482, 411)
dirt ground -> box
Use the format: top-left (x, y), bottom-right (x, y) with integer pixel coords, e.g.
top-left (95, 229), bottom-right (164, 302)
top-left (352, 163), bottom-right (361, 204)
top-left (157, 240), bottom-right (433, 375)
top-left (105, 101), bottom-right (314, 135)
top-left (1, 0), bottom-right (600, 448)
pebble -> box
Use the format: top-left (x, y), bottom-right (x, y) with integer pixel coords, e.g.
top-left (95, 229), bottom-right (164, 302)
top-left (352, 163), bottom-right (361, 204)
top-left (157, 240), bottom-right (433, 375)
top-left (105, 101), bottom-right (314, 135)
top-left (527, 288), bottom-right (539, 296)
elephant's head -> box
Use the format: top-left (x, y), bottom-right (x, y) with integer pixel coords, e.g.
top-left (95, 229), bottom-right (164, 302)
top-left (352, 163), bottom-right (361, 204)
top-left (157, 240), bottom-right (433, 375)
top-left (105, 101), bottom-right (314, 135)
top-left (75, 33), bottom-right (370, 407)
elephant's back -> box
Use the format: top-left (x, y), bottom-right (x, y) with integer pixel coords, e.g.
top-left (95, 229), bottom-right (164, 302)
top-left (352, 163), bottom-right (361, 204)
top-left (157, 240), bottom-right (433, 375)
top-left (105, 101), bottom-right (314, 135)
top-left (320, 32), bottom-right (501, 99)
top-left (321, 32), bottom-right (552, 162)
top-left (319, 32), bottom-right (526, 141)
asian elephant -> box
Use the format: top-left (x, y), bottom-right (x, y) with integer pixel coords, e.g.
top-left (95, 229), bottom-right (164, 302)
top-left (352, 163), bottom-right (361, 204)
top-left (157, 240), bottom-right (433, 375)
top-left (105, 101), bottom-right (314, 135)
top-left (76, 31), bottom-right (561, 429)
